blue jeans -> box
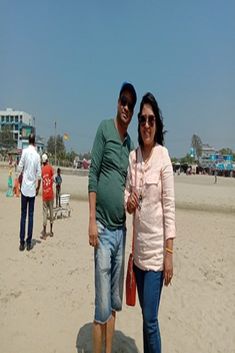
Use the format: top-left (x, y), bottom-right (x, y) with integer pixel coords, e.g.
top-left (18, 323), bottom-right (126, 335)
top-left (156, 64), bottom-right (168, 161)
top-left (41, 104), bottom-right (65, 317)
top-left (19, 193), bottom-right (35, 245)
top-left (134, 264), bottom-right (163, 353)
top-left (94, 221), bottom-right (126, 323)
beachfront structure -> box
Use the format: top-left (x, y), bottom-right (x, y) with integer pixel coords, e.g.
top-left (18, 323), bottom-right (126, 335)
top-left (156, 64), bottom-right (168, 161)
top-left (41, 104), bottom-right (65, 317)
top-left (0, 107), bottom-right (45, 154)
top-left (0, 108), bottom-right (34, 148)
top-left (199, 144), bottom-right (217, 168)
top-left (199, 143), bottom-right (234, 172)
top-left (18, 124), bottom-right (35, 150)
top-left (19, 126), bottom-right (45, 154)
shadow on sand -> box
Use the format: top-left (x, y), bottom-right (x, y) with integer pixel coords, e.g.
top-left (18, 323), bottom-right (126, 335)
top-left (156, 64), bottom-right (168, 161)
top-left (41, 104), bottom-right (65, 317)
top-left (76, 322), bottom-right (139, 353)
top-left (31, 238), bottom-right (41, 249)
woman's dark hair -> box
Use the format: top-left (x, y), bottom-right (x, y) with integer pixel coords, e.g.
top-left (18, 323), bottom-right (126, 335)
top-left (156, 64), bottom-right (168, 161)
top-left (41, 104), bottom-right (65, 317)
top-left (138, 92), bottom-right (165, 147)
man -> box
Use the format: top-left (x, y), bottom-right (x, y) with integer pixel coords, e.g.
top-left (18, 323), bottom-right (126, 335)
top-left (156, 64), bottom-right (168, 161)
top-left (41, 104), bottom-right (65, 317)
top-left (88, 82), bottom-right (137, 353)
top-left (41, 153), bottom-right (54, 239)
top-left (18, 133), bottom-right (41, 251)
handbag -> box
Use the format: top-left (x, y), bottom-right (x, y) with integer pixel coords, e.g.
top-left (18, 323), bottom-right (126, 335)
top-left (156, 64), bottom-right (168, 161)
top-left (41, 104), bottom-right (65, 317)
top-left (125, 240), bottom-right (136, 306)
top-left (125, 149), bottom-right (138, 306)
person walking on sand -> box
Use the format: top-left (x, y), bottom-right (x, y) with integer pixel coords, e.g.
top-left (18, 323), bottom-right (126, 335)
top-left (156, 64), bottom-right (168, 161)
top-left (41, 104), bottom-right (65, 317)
top-left (214, 169), bottom-right (218, 184)
top-left (88, 82), bottom-right (137, 353)
top-left (18, 133), bottom-right (41, 251)
top-left (6, 168), bottom-right (13, 197)
top-left (55, 167), bottom-right (62, 207)
top-left (41, 153), bottom-right (54, 239)
top-left (125, 92), bottom-right (176, 353)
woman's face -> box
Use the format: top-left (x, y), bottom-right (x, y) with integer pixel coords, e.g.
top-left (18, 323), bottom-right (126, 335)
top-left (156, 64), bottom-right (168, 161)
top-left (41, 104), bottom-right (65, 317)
top-left (139, 103), bottom-right (156, 148)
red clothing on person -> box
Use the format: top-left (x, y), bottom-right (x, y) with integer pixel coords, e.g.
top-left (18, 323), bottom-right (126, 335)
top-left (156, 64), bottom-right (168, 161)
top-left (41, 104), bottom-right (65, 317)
top-left (42, 164), bottom-right (54, 201)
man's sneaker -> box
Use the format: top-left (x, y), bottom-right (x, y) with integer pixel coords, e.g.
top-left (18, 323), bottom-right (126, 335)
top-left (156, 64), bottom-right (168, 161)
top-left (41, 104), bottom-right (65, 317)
top-left (19, 243), bottom-right (25, 251)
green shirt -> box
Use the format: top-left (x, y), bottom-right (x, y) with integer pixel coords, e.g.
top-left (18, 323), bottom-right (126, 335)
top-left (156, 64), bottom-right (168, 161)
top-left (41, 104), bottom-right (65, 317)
top-left (88, 119), bottom-right (134, 229)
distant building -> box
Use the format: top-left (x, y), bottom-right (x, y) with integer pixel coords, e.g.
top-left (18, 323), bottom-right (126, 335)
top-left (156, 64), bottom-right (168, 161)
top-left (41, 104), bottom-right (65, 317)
top-left (35, 136), bottom-right (45, 154)
top-left (0, 108), bottom-right (34, 148)
top-left (18, 125), bottom-right (35, 150)
top-left (199, 144), bottom-right (217, 168)
top-left (199, 144), bottom-right (234, 172)
top-left (19, 129), bottom-right (45, 154)
top-left (0, 108), bottom-right (45, 153)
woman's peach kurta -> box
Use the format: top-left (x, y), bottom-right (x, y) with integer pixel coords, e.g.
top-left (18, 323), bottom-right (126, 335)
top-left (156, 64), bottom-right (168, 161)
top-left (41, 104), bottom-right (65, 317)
top-left (125, 144), bottom-right (176, 271)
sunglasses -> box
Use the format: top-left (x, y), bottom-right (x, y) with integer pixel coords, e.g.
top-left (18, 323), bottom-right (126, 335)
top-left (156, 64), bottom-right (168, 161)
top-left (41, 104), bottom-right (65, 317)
top-left (138, 115), bottom-right (156, 127)
top-left (120, 95), bottom-right (134, 112)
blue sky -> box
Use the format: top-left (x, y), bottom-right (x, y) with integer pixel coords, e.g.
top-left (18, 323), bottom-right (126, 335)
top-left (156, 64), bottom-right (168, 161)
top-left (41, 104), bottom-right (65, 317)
top-left (1, 0), bottom-right (234, 158)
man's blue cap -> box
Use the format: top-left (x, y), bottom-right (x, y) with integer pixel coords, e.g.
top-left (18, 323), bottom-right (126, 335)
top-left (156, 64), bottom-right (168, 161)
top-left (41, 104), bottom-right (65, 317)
top-left (119, 82), bottom-right (137, 108)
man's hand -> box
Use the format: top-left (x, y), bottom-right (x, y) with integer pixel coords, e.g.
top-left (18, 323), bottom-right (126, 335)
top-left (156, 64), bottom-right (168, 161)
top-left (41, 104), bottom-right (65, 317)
top-left (88, 220), bottom-right (98, 247)
top-left (36, 180), bottom-right (41, 196)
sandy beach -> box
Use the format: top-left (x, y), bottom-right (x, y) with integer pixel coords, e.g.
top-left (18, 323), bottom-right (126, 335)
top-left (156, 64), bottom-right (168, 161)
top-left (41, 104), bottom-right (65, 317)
top-left (0, 167), bottom-right (235, 353)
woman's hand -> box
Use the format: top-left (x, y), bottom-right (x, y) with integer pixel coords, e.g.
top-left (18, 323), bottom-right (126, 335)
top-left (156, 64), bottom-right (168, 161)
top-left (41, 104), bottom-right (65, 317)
top-left (164, 253), bottom-right (173, 286)
top-left (88, 220), bottom-right (98, 247)
top-left (127, 190), bottom-right (139, 214)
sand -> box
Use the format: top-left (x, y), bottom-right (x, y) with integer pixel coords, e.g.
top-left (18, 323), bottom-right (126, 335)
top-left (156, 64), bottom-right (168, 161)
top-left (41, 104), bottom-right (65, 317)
top-left (0, 166), bottom-right (235, 353)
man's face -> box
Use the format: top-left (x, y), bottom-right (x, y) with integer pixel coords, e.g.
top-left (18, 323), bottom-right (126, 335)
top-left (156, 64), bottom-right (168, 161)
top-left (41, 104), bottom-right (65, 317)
top-left (117, 90), bottom-right (135, 129)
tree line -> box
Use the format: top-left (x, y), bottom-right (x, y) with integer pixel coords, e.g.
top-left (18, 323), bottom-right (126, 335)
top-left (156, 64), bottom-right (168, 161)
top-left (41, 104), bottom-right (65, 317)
top-left (0, 129), bottom-right (234, 165)
top-left (46, 135), bottom-right (91, 165)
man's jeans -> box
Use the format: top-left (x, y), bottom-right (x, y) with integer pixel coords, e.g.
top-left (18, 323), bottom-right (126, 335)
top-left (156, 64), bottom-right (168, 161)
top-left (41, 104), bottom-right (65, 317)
top-left (134, 264), bottom-right (163, 353)
top-left (19, 193), bottom-right (35, 245)
top-left (94, 221), bottom-right (126, 323)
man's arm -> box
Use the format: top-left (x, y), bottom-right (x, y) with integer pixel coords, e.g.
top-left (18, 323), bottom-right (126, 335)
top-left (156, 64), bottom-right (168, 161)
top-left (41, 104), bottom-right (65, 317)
top-left (17, 151), bottom-right (25, 188)
top-left (88, 121), bottom-right (106, 247)
top-left (35, 154), bottom-right (42, 196)
top-left (17, 150), bottom-right (25, 174)
top-left (36, 179), bottom-right (41, 196)
top-left (88, 121), bottom-right (105, 193)
top-left (88, 192), bottom-right (98, 247)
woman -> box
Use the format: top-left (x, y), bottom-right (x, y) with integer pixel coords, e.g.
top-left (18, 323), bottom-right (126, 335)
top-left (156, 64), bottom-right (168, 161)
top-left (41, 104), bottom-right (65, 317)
top-left (125, 92), bottom-right (176, 353)
top-left (6, 168), bottom-right (13, 197)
